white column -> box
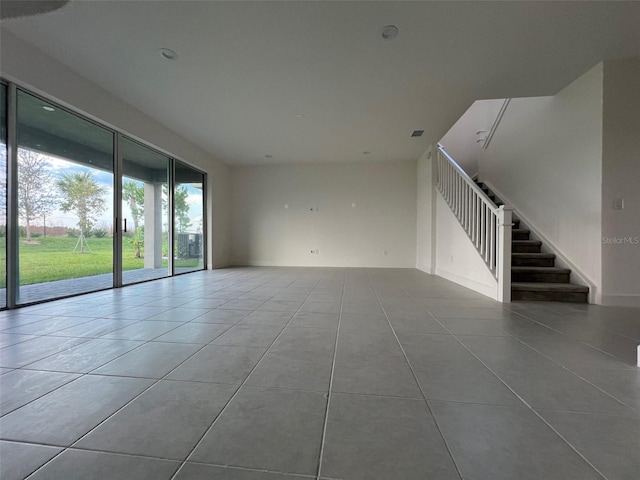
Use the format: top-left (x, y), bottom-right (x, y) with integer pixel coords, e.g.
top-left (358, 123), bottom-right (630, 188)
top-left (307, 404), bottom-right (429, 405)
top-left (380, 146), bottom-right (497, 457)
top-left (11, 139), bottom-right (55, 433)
top-left (144, 183), bottom-right (163, 269)
top-left (497, 205), bottom-right (514, 303)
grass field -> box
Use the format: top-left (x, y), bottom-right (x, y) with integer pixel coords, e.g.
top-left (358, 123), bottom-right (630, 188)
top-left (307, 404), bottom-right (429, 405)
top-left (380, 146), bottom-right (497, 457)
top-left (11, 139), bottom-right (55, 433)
top-left (0, 236), bottom-right (201, 287)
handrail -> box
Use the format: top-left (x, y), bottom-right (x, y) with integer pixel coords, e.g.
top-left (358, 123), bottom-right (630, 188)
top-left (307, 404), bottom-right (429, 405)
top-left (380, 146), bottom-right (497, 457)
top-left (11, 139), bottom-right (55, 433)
top-left (483, 98), bottom-right (510, 150)
top-left (436, 145), bottom-right (513, 302)
top-left (437, 145), bottom-right (499, 212)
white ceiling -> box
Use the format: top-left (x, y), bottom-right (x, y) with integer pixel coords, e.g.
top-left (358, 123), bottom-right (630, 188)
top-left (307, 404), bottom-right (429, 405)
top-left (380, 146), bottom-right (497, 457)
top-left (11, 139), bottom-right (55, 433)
top-left (2, 1), bottom-right (639, 166)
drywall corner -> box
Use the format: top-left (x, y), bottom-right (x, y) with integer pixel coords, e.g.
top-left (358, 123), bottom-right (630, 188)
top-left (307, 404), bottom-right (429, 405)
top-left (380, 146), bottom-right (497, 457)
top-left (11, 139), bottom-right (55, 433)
top-left (416, 145), bottom-right (436, 274)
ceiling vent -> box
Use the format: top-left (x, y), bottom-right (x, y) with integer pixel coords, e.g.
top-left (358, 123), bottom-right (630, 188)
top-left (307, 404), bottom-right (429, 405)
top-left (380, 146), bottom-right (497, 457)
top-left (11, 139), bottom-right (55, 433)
top-left (411, 130), bottom-right (424, 137)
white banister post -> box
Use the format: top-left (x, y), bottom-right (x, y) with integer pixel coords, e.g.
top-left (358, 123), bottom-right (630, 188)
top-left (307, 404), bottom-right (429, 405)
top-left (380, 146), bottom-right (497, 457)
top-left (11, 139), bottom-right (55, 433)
top-left (497, 205), bottom-right (513, 303)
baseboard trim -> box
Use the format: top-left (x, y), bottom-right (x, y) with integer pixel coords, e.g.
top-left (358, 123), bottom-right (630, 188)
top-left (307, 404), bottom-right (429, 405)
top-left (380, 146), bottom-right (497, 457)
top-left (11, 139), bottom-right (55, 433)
top-left (231, 260), bottom-right (418, 268)
top-left (210, 262), bottom-right (232, 269)
top-left (231, 260), bottom-right (278, 267)
top-left (416, 262), bottom-right (435, 275)
top-left (435, 268), bottom-right (498, 300)
top-left (600, 294), bottom-right (640, 308)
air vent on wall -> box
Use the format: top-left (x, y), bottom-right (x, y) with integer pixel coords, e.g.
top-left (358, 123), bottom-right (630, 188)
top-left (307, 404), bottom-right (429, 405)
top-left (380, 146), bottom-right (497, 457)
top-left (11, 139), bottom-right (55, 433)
top-left (411, 130), bottom-right (424, 137)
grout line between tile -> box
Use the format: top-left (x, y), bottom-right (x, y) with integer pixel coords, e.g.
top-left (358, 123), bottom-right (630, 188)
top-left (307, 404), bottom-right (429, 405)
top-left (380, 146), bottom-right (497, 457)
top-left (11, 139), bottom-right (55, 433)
top-left (371, 275), bottom-right (465, 480)
top-left (504, 308), bottom-right (640, 363)
top-left (7, 269), bottom-right (636, 479)
top-left (168, 273), bottom-right (327, 480)
top-left (508, 339), bottom-right (640, 413)
top-left (314, 275), bottom-right (345, 480)
top-left (20, 313), bottom-right (226, 478)
top-left (441, 307), bottom-right (639, 409)
top-left (411, 294), bottom-right (611, 480)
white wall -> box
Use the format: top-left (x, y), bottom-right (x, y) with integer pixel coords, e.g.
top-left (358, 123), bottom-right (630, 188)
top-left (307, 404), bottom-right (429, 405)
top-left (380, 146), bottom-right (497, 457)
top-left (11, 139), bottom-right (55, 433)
top-left (439, 99), bottom-right (505, 177)
top-left (434, 194), bottom-right (498, 299)
top-left (601, 58), bottom-right (640, 306)
top-left (230, 161), bottom-right (417, 267)
top-left (0, 29), bottom-right (232, 268)
top-left (479, 64), bottom-right (604, 300)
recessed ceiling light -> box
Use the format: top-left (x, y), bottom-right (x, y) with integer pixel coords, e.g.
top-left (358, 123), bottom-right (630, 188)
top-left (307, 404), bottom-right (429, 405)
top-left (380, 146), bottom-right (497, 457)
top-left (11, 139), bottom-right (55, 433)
top-left (42, 105), bottom-right (55, 112)
top-left (159, 48), bottom-right (177, 60)
top-left (381, 25), bottom-right (399, 41)
top-left (296, 113), bottom-right (304, 118)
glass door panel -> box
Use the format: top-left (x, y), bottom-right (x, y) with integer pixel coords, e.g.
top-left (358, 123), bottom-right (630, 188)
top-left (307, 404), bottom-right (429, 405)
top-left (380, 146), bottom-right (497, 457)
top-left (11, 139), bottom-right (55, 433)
top-left (0, 84), bottom-right (7, 308)
top-left (16, 90), bottom-right (114, 304)
top-left (121, 137), bottom-right (170, 284)
top-left (174, 161), bottom-right (205, 273)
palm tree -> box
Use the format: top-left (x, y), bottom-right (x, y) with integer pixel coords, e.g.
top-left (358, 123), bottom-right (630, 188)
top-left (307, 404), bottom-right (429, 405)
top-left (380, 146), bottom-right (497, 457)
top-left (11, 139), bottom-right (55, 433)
top-left (57, 171), bottom-right (107, 252)
top-left (123, 180), bottom-right (144, 233)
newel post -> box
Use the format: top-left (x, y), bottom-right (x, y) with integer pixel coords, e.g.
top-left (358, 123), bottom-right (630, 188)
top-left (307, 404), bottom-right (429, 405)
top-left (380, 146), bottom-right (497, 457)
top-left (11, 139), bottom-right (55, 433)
top-left (497, 205), bottom-right (513, 303)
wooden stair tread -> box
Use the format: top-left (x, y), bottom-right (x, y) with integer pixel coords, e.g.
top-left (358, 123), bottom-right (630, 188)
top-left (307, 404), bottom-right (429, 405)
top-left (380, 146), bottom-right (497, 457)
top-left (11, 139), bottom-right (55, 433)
top-left (513, 240), bottom-right (541, 245)
top-left (512, 282), bottom-right (589, 292)
top-left (475, 178), bottom-right (588, 303)
top-left (511, 266), bottom-right (570, 273)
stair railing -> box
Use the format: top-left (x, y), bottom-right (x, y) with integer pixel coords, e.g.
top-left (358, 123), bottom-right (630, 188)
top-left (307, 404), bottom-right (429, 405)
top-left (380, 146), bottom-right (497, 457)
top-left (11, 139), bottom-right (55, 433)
top-left (482, 98), bottom-right (510, 150)
top-left (436, 145), bottom-right (513, 302)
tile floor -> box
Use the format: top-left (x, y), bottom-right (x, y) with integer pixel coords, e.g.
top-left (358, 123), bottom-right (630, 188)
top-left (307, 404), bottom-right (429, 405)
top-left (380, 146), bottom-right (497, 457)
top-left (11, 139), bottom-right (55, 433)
top-left (0, 267), bottom-right (639, 480)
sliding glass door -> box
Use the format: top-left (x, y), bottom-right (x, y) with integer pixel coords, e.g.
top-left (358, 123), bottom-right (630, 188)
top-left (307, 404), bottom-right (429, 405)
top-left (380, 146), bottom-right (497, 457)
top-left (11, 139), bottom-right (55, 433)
top-left (16, 90), bottom-right (114, 304)
top-left (174, 161), bottom-right (205, 273)
top-left (0, 82), bottom-right (207, 308)
top-left (0, 84), bottom-right (7, 308)
top-left (121, 137), bottom-right (170, 284)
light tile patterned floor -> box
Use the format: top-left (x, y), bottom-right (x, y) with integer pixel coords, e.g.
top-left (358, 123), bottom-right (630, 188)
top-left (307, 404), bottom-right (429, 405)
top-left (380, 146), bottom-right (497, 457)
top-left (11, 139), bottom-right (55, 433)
top-left (0, 267), bottom-right (639, 480)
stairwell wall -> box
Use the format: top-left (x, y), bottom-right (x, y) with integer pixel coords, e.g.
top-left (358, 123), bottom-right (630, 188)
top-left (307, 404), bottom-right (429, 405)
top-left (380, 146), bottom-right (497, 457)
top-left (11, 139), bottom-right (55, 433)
top-left (478, 64), bottom-right (604, 302)
top-left (439, 99), bottom-right (505, 178)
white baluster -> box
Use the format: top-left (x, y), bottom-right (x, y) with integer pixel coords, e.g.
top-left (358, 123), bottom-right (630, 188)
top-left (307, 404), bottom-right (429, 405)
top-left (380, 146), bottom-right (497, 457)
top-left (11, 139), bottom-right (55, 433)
top-left (494, 214), bottom-right (498, 270)
top-left (436, 145), bottom-right (512, 300)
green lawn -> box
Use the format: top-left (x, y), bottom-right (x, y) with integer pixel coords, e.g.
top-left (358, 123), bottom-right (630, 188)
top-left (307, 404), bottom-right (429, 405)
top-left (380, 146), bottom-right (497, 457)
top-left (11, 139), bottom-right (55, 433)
top-left (0, 236), bottom-right (201, 287)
